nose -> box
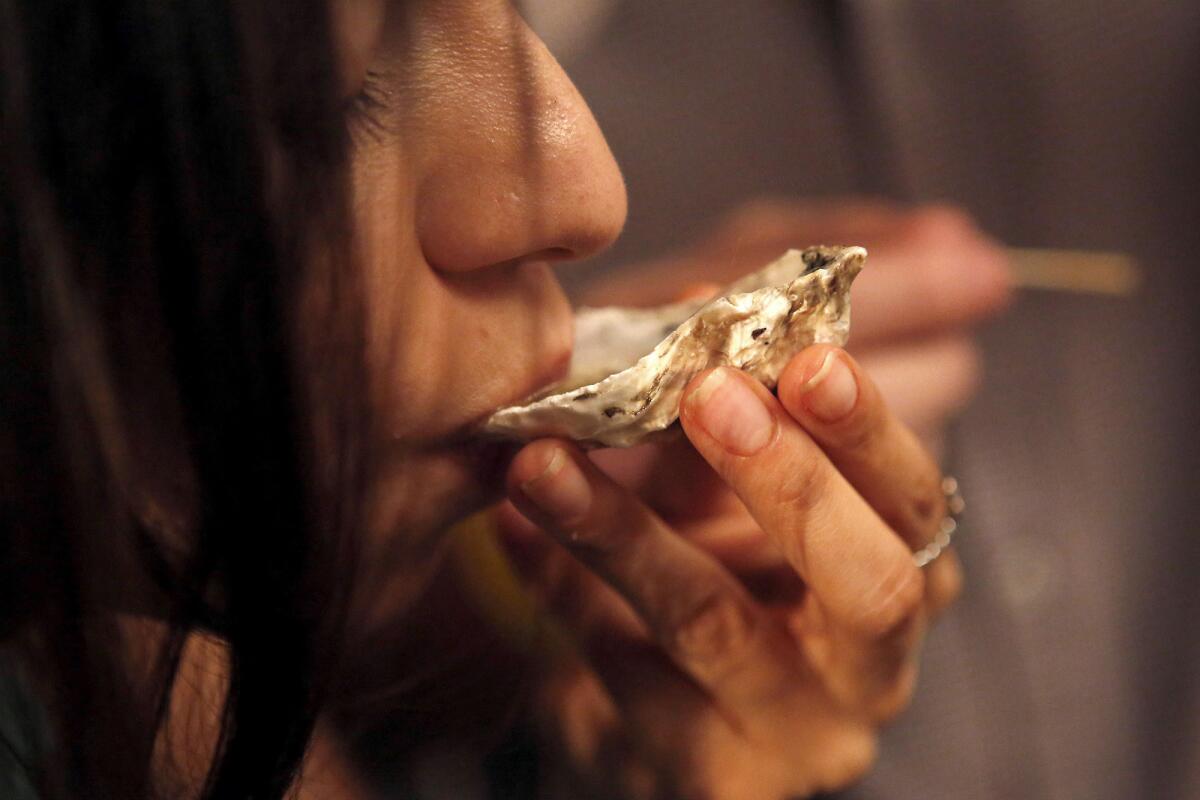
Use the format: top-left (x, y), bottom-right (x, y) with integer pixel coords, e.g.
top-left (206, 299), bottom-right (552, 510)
top-left (413, 9), bottom-right (627, 272)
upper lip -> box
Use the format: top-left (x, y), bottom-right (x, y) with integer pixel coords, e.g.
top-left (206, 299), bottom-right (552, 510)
top-left (455, 315), bottom-right (573, 442)
top-left (453, 262), bottom-right (576, 438)
top-left (531, 339), bottom-right (573, 395)
top-left (511, 273), bottom-right (575, 407)
top-left (496, 337), bottom-right (572, 416)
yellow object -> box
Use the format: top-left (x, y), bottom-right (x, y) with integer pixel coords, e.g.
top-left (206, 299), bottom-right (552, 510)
top-left (447, 510), bottom-right (574, 661)
top-left (1008, 248), bottom-right (1141, 295)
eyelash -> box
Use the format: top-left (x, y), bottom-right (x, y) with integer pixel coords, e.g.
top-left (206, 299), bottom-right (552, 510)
top-left (345, 70), bottom-right (390, 142)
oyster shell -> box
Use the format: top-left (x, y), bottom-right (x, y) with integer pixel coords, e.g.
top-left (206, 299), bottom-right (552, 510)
top-left (483, 246), bottom-right (866, 448)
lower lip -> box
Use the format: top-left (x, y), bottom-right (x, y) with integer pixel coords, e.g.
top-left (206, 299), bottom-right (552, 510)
top-left (485, 345), bottom-right (573, 424)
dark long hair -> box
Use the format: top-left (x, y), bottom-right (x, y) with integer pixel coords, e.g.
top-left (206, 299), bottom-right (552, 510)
top-left (0, 0), bottom-right (367, 796)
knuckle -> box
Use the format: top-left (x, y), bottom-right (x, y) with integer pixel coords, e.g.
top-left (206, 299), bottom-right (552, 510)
top-left (775, 452), bottom-right (832, 518)
top-left (885, 452), bottom-right (947, 547)
top-left (668, 590), bottom-right (758, 673)
top-left (907, 475), bottom-right (947, 533)
top-left (852, 559), bottom-right (924, 638)
top-left (772, 454), bottom-right (833, 568)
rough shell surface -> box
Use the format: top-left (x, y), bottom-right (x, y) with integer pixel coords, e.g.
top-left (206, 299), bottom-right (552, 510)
top-left (482, 246), bottom-right (867, 448)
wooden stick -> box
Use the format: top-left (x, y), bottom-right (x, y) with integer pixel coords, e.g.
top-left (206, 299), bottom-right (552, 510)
top-left (1007, 248), bottom-right (1142, 296)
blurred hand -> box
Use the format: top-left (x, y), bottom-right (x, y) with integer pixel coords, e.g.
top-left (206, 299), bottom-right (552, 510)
top-left (501, 345), bottom-right (962, 800)
top-left (583, 199), bottom-right (1013, 449)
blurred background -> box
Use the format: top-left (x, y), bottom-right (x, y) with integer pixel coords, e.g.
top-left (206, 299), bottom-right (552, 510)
top-left (521, 2), bottom-right (1200, 798)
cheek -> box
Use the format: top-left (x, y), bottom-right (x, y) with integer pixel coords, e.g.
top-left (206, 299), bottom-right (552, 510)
top-left (349, 147), bottom-right (572, 443)
top-left (350, 150), bottom-right (440, 434)
top-left (363, 258), bottom-right (571, 442)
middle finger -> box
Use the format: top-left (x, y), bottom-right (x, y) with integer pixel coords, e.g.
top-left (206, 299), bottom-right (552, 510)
top-left (678, 365), bottom-right (926, 710)
top-left (678, 366), bottom-right (925, 641)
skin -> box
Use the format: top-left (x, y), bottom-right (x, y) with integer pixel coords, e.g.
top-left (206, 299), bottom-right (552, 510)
top-left (329, 0), bottom-right (626, 620)
top-left (164, 3), bottom-right (991, 798)
top-left (522, 202), bottom-right (1009, 797)
top-left (150, 0), bottom-right (625, 792)
top-left (500, 346), bottom-right (963, 799)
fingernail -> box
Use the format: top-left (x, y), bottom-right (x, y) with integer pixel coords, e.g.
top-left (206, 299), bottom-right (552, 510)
top-left (519, 448), bottom-right (592, 525)
top-left (687, 367), bottom-right (775, 455)
top-left (799, 351), bottom-right (858, 422)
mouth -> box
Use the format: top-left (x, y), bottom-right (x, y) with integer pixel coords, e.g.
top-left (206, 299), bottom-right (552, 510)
top-left (478, 300), bottom-right (576, 427)
top-left (447, 331), bottom-right (573, 498)
top-left (433, 318), bottom-right (574, 450)
top-left (364, 255), bottom-right (591, 555)
top-left (511, 342), bottom-right (574, 406)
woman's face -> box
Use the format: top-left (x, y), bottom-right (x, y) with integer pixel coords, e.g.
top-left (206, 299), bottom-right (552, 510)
top-left (329, 0), bottom-right (626, 574)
